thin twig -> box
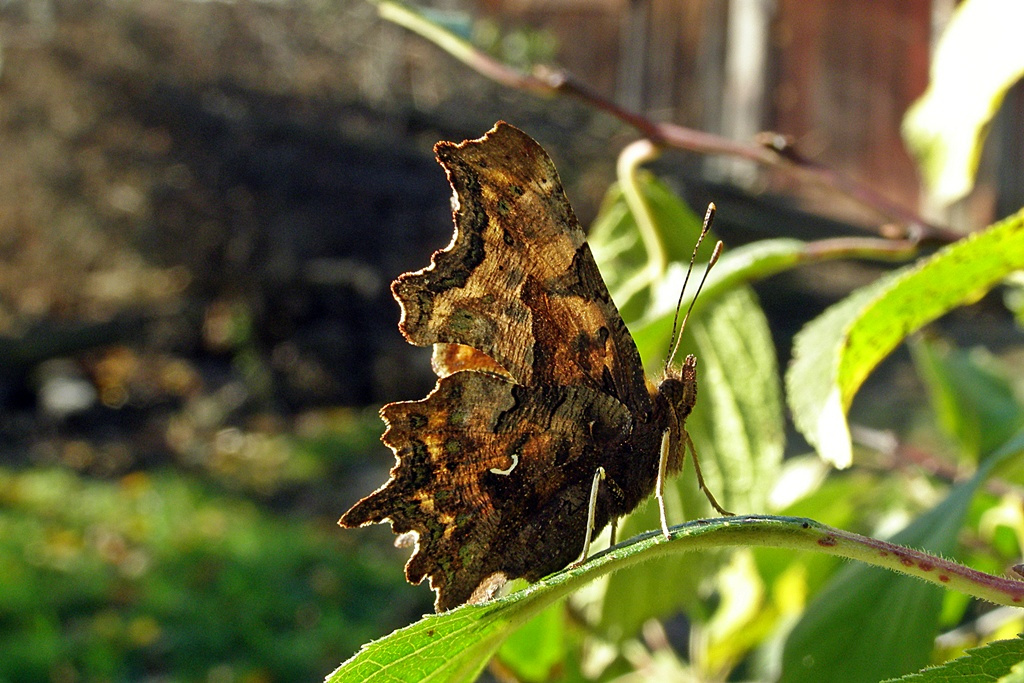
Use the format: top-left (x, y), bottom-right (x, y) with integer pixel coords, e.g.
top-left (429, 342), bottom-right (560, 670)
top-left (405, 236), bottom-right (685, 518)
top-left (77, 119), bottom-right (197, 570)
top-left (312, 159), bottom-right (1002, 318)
top-left (374, 1), bottom-right (960, 245)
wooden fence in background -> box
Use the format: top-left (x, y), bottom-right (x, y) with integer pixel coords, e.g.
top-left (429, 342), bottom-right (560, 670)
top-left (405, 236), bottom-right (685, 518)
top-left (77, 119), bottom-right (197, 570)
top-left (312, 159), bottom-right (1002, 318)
top-left (476, 0), bottom-right (1019, 229)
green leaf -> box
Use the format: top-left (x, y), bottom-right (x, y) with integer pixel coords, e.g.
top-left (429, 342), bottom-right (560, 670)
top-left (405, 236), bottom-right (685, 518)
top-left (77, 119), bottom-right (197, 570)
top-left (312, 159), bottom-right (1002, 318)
top-left (329, 520), bottom-right (729, 683)
top-left (1004, 272), bottom-right (1024, 327)
top-left (613, 291), bottom-right (785, 639)
top-left (588, 175), bottom-right (706, 321)
top-left (629, 288), bottom-right (785, 514)
top-left (590, 177), bottom-right (786, 516)
top-left (588, 176), bottom-right (815, 323)
top-left (330, 505), bottom-right (1024, 683)
top-left (779, 473), bottom-right (980, 683)
top-left (780, 435), bottom-right (1024, 683)
top-left (493, 600), bottom-right (567, 681)
top-left (883, 636), bottom-right (1024, 682)
top-left (326, 612), bottom-right (498, 682)
top-left (685, 288), bottom-right (784, 513)
top-left (787, 209), bottom-right (1024, 467)
top-left (902, 0), bottom-right (1024, 205)
top-left (595, 498), bottom-right (713, 638)
top-left (629, 237), bottom-right (810, 340)
top-left (910, 337), bottom-right (1024, 463)
top-left (588, 176), bottom-right (786, 638)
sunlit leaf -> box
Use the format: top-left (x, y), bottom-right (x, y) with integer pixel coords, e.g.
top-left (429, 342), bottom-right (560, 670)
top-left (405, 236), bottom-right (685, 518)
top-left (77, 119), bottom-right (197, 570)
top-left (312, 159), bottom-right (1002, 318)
top-left (902, 0), bottom-right (1024, 204)
top-left (330, 501), bottom-right (1024, 683)
top-left (787, 210), bottom-right (1024, 467)
top-left (883, 636), bottom-right (1024, 682)
top-left (329, 521), bottom-right (714, 683)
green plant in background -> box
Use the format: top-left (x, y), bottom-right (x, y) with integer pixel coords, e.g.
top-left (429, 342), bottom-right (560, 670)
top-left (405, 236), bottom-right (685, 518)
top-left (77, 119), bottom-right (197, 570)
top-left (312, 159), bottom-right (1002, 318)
top-left (332, 1), bottom-right (1024, 681)
top-left (0, 412), bottom-right (426, 682)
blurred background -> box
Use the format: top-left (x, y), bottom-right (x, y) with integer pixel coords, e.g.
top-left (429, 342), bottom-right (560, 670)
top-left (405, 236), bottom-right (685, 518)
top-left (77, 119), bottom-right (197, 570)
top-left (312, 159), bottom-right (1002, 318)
top-left (1, 1), bottom-right (1022, 681)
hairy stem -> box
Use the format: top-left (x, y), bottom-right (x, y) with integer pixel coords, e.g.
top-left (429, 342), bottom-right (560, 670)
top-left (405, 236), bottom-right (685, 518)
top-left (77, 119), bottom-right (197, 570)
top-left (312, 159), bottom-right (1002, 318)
top-left (594, 515), bottom-right (1024, 607)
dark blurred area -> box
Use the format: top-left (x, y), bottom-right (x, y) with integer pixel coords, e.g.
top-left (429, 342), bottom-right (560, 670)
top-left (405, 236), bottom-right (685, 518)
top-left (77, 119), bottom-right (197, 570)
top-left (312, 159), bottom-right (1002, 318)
top-left (0, 0), bottom-right (1021, 680)
top-left (0, 1), bottom-right (492, 678)
top-left (1, 0), bottom-right (669, 678)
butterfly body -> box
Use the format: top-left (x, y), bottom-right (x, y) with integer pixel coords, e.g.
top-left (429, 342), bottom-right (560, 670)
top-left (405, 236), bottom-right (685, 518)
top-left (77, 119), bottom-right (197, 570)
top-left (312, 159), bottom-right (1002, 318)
top-left (340, 122), bottom-right (701, 611)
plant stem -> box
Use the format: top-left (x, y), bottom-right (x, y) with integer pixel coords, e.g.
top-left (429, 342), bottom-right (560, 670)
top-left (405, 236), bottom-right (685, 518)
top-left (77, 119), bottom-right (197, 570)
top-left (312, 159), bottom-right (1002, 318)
top-left (617, 139), bottom-right (665, 277)
top-left (613, 515), bottom-right (1024, 607)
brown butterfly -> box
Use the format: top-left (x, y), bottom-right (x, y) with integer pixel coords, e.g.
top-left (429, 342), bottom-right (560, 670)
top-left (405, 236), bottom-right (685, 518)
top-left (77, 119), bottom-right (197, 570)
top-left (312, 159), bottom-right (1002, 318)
top-left (340, 122), bottom-right (728, 611)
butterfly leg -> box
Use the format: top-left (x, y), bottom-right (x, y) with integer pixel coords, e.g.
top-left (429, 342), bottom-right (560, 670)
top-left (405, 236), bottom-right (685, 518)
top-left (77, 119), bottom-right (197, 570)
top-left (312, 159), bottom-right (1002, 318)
top-left (571, 466), bottom-right (606, 568)
top-left (656, 430), bottom-right (673, 539)
top-left (683, 430), bottom-right (733, 517)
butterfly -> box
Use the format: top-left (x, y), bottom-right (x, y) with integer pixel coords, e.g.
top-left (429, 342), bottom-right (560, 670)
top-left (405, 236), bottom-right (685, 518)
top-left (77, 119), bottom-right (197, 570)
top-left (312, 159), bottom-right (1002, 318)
top-left (339, 121), bottom-right (727, 611)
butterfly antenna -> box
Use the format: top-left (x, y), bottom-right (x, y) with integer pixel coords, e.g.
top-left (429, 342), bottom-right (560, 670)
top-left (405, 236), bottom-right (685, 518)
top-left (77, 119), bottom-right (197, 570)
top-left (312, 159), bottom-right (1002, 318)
top-left (664, 203), bottom-right (722, 373)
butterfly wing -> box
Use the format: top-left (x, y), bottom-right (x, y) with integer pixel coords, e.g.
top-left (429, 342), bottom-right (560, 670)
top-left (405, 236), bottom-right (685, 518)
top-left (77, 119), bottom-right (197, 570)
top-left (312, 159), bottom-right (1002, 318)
top-left (339, 370), bottom-right (637, 611)
top-left (393, 121), bottom-right (653, 419)
top-left (341, 122), bottom-right (666, 612)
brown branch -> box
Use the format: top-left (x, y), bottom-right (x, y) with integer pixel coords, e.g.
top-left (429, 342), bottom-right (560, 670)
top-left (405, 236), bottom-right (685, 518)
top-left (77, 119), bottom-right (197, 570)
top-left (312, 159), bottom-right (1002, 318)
top-left (543, 66), bottom-right (959, 244)
top-left (374, 1), bottom-right (960, 245)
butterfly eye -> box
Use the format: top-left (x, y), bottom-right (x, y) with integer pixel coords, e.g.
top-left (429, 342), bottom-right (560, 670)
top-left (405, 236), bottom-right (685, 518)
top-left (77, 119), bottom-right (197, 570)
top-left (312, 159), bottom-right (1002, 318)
top-left (658, 375), bottom-right (696, 414)
top-left (658, 377), bottom-right (683, 404)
